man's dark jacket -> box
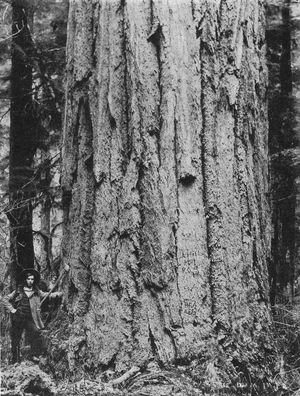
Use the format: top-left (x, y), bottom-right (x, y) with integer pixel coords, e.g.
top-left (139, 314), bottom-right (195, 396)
top-left (2, 287), bottom-right (62, 330)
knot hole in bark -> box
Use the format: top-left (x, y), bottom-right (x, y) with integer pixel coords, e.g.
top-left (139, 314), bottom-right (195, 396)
top-left (179, 172), bottom-right (196, 186)
top-left (147, 22), bottom-right (162, 47)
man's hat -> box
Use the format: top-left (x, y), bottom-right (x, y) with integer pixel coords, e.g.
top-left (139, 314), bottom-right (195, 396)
top-left (20, 268), bottom-right (40, 284)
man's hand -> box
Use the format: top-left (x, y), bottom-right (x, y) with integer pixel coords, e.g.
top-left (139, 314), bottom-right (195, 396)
top-left (11, 308), bottom-right (17, 314)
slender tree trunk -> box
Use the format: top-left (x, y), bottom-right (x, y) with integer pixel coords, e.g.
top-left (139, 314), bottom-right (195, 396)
top-left (36, 149), bottom-right (52, 276)
top-left (9, 1), bottom-right (37, 284)
top-left (267, 0), bottom-right (297, 304)
top-left (62, 0), bottom-right (273, 387)
top-left (290, 1), bottom-right (300, 290)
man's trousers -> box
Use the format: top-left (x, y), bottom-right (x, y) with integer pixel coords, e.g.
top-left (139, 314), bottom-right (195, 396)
top-left (10, 315), bottom-right (44, 363)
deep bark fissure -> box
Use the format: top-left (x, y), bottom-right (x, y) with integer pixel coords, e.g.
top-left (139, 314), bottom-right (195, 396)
top-left (199, 40), bottom-right (214, 325)
top-left (200, 52), bottom-right (229, 330)
top-left (121, 0), bottom-right (131, 170)
top-left (190, 0), bottom-right (195, 22)
top-left (70, 97), bottom-right (81, 185)
top-left (137, 161), bottom-right (146, 275)
top-left (232, 103), bottom-right (254, 294)
top-left (172, 114), bottom-right (183, 325)
top-left (70, 97), bottom-right (94, 317)
top-left (147, 1), bottom-right (167, 241)
top-left (106, 11), bottom-right (113, 186)
top-left (148, 1), bottom-right (162, 162)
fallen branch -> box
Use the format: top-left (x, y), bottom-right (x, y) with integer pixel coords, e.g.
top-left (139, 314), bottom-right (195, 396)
top-left (109, 366), bottom-right (140, 386)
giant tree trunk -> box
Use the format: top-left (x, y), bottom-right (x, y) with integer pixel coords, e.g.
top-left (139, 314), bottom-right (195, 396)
top-left (62, 0), bottom-right (272, 386)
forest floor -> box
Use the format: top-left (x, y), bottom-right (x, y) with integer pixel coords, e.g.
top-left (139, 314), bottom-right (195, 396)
top-left (1, 296), bottom-right (300, 395)
top-left (0, 360), bottom-right (211, 396)
top-left (0, 347), bottom-right (295, 396)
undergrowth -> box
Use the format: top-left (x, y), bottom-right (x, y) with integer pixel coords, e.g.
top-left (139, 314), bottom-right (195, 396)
top-left (272, 295), bottom-right (300, 395)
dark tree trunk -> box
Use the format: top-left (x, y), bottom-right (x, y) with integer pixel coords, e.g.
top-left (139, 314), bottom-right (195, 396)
top-left (61, 0), bottom-right (273, 390)
top-left (291, 0), bottom-right (300, 284)
top-left (8, 1), bottom-right (37, 284)
top-left (266, 0), bottom-right (298, 304)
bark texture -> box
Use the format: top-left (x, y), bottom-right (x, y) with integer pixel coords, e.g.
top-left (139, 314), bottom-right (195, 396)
top-left (62, 0), bottom-right (272, 376)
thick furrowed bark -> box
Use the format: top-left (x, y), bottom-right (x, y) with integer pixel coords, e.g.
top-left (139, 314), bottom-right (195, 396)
top-left (62, 0), bottom-right (272, 375)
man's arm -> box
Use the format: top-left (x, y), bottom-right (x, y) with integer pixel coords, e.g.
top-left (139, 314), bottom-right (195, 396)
top-left (1, 291), bottom-right (17, 313)
top-left (38, 290), bottom-right (63, 300)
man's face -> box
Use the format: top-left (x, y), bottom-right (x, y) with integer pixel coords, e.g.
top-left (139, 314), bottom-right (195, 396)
top-left (26, 275), bottom-right (35, 288)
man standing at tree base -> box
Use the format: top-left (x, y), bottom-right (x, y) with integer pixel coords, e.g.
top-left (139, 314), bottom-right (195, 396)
top-left (2, 268), bottom-right (62, 363)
